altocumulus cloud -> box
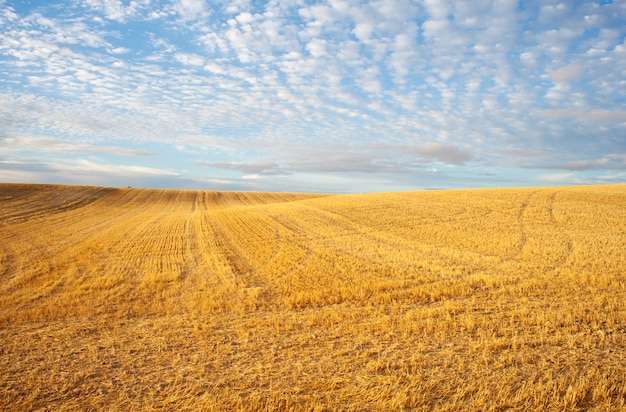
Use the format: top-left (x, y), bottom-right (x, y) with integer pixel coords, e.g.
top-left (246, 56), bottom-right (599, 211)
top-left (0, 0), bottom-right (625, 192)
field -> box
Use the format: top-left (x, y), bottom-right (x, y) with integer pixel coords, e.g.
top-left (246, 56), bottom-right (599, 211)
top-left (0, 183), bottom-right (625, 411)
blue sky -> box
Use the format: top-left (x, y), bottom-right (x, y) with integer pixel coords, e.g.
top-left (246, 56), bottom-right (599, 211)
top-left (1, 0), bottom-right (625, 193)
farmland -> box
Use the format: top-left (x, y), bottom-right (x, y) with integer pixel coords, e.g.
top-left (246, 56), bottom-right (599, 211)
top-left (1, 183), bottom-right (625, 410)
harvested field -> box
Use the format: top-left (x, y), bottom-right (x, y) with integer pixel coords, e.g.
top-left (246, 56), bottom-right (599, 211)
top-left (1, 183), bottom-right (625, 410)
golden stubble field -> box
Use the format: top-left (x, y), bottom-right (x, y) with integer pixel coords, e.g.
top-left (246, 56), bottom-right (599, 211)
top-left (0, 183), bottom-right (625, 411)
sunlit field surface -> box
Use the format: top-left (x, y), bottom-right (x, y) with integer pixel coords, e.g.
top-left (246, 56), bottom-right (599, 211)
top-left (1, 183), bottom-right (625, 410)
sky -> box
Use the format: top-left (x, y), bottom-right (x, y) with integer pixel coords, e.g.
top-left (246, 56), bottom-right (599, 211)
top-left (1, 0), bottom-right (625, 193)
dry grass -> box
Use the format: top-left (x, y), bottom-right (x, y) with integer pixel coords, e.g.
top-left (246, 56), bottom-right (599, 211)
top-left (0, 183), bottom-right (625, 411)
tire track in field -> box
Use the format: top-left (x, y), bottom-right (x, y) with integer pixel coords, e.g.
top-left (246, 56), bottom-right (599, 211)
top-left (500, 189), bottom-right (574, 270)
top-left (546, 190), bottom-right (574, 270)
top-left (256, 208), bottom-right (314, 283)
top-left (204, 210), bottom-right (260, 288)
top-left (1, 189), bottom-right (182, 304)
top-left (195, 211), bottom-right (239, 288)
top-left (0, 226), bottom-right (63, 298)
top-left (180, 191), bottom-right (239, 302)
top-left (312, 199), bottom-right (496, 252)
top-left (293, 193), bottom-right (539, 282)
top-left (12, 188), bottom-right (132, 244)
top-left (0, 185), bottom-right (115, 227)
top-left (264, 202), bottom-right (409, 276)
top-left (1, 188), bottom-right (148, 253)
top-left (0, 186), bottom-right (115, 293)
top-left (258, 202), bottom-right (425, 283)
top-left (201, 207), bottom-right (288, 291)
top-left (501, 190), bottom-right (539, 262)
top-left (189, 191), bottom-right (307, 290)
top-left (0, 240), bottom-right (17, 290)
top-left (173, 190), bottom-right (332, 292)
top-left (222, 211), bottom-right (273, 288)
top-left (515, 191), bottom-right (535, 257)
top-left (182, 191), bottom-right (200, 284)
top-left (103, 190), bottom-right (193, 284)
top-left (5, 190), bottom-right (130, 297)
top-left (281, 202), bottom-right (435, 259)
top-left (184, 192), bottom-right (232, 288)
top-left (0, 188), bottom-right (122, 294)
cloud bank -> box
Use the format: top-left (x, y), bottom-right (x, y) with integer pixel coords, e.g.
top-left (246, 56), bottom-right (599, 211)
top-left (0, 0), bottom-right (625, 192)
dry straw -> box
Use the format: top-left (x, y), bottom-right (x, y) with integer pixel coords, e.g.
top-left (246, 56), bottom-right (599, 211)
top-left (1, 183), bottom-right (625, 410)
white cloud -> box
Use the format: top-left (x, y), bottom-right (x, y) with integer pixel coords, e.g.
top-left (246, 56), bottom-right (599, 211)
top-left (542, 109), bottom-right (626, 123)
top-left (423, 0), bottom-right (450, 20)
top-left (566, 158), bottom-right (610, 171)
top-left (0, 169), bottom-right (44, 183)
top-left (82, 0), bottom-right (147, 22)
top-left (1, 0), bottom-right (625, 191)
top-left (607, 154), bottom-right (626, 163)
top-left (174, 52), bottom-right (205, 66)
top-left (201, 160), bottom-right (289, 175)
top-left (597, 171), bottom-right (626, 181)
top-left (550, 65), bottom-right (584, 82)
top-left (353, 22), bottom-right (373, 42)
top-left (423, 19), bottom-right (451, 39)
top-left (411, 143), bottom-right (473, 165)
top-left (235, 11), bottom-right (255, 24)
top-left (2, 136), bottom-right (154, 157)
top-left (540, 172), bottom-right (576, 183)
top-left (109, 47), bottom-right (130, 54)
top-left (306, 38), bottom-right (327, 57)
top-left (173, 0), bottom-right (208, 21)
top-left (72, 159), bottom-right (177, 176)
